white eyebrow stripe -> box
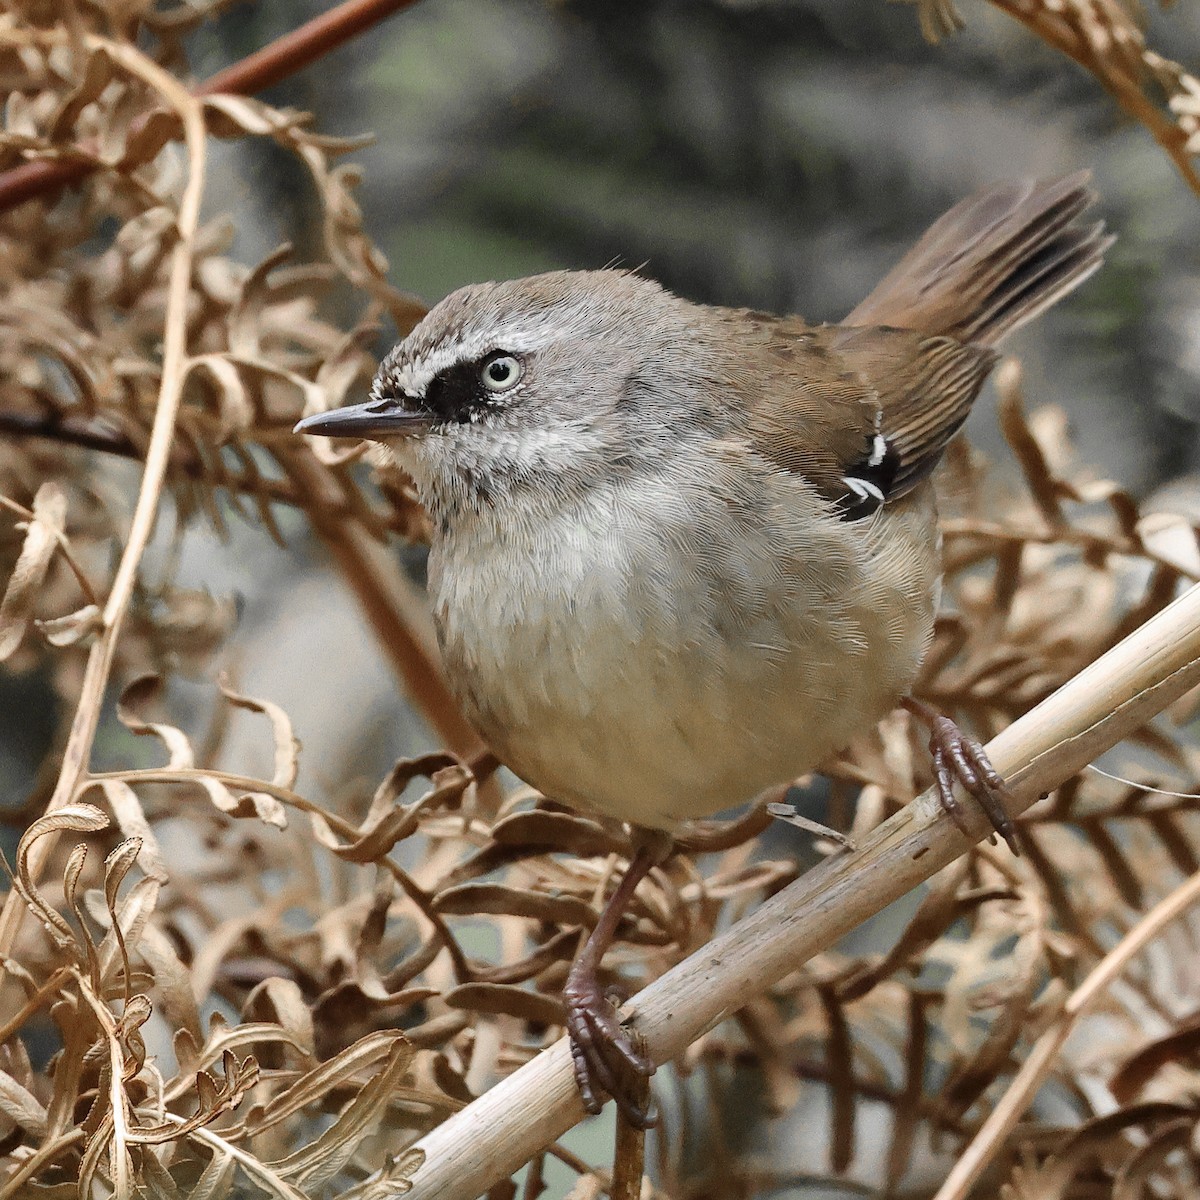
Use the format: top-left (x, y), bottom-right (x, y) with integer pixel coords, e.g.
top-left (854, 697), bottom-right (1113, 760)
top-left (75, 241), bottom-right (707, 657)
top-left (390, 338), bottom-right (487, 396)
top-left (384, 318), bottom-right (555, 397)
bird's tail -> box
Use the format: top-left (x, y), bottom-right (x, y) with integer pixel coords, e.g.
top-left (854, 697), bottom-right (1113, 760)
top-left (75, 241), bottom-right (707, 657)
top-left (845, 172), bottom-right (1112, 346)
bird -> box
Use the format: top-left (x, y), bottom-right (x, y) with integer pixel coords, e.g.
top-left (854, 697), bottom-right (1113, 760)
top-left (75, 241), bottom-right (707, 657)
top-left (296, 173), bottom-right (1110, 1125)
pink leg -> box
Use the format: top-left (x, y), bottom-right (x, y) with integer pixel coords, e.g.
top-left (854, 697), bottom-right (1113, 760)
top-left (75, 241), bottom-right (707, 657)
top-left (903, 698), bottom-right (1019, 854)
top-left (564, 842), bottom-right (662, 1127)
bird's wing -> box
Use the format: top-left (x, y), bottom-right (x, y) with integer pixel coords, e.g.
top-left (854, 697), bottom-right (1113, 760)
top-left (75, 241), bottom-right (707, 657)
top-left (731, 173), bottom-right (1108, 519)
top-left (737, 318), bottom-right (997, 519)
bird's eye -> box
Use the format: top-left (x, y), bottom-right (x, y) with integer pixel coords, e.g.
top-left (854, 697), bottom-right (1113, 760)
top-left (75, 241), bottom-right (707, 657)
top-left (480, 353), bottom-right (523, 393)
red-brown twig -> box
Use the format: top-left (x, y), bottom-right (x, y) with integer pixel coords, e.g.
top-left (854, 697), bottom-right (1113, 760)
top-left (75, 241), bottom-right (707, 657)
top-left (0, 0), bottom-right (422, 214)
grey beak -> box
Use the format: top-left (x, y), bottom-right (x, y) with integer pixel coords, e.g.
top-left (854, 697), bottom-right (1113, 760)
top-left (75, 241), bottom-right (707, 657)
top-left (294, 398), bottom-right (433, 439)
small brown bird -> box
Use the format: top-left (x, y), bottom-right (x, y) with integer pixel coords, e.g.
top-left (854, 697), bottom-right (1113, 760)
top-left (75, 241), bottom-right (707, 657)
top-left (297, 174), bottom-right (1110, 1124)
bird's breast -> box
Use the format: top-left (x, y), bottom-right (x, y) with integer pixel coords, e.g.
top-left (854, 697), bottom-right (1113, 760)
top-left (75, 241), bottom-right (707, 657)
top-left (428, 464), bottom-right (940, 829)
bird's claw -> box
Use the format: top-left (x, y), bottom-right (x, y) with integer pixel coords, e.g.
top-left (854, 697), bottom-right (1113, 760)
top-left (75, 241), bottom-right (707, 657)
top-left (925, 713), bottom-right (1019, 854)
top-left (564, 968), bottom-right (657, 1128)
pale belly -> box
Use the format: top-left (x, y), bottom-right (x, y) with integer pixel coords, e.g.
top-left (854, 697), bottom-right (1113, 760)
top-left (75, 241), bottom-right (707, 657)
top-left (430, 477), bottom-right (938, 831)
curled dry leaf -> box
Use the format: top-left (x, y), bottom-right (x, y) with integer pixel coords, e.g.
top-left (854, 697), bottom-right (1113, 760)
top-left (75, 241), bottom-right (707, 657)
top-left (220, 680), bottom-right (300, 790)
top-left (61, 842), bottom-right (91, 923)
top-left (187, 353), bottom-right (255, 442)
top-left (489, 810), bottom-right (627, 858)
top-left (15, 803), bottom-right (110, 925)
top-left (103, 838), bottom-right (143, 918)
top-left (334, 1147), bottom-right (426, 1200)
top-left (238, 1031), bottom-right (415, 1139)
top-left (171, 1017), bottom-right (313, 1088)
top-left (35, 602), bottom-right (103, 648)
top-left (244, 976), bottom-right (317, 1060)
top-left (91, 779), bottom-right (170, 884)
top-left (443, 982), bottom-right (566, 1027)
top-left (129, 1050), bottom-right (260, 1146)
top-left (310, 755), bottom-right (472, 861)
top-left (432, 882), bottom-right (597, 928)
top-left (265, 1040), bottom-right (415, 1191)
top-left (211, 788), bottom-right (288, 829)
top-left (115, 676), bottom-right (290, 827)
top-left (0, 481), bottom-right (68, 661)
top-left (0, 1069), bottom-right (48, 1137)
top-left (117, 674), bottom-right (196, 769)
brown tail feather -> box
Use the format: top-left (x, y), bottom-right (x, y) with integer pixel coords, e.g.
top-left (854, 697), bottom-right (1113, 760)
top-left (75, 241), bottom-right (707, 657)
top-left (846, 172), bottom-right (1112, 346)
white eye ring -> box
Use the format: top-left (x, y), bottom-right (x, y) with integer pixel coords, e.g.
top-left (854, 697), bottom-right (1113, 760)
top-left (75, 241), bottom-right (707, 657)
top-left (480, 353), bottom-right (523, 393)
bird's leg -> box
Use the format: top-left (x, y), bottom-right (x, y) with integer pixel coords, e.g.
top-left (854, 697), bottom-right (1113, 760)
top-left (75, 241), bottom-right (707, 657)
top-left (902, 697), bottom-right (1019, 855)
top-left (564, 831), bottom-right (669, 1128)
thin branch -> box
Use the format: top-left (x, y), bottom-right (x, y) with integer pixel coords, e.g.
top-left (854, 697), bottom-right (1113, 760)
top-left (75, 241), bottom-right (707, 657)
top-left (273, 446), bottom-right (483, 757)
top-left (0, 0), bottom-right (423, 214)
top-left (70, 968), bottom-right (134, 1196)
top-left (931, 864), bottom-right (1200, 1200)
top-left (0, 966), bottom-right (72, 1047)
top-left (394, 580), bottom-right (1200, 1200)
top-left (0, 35), bottom-right (207, 967)
top-left (0, 1127), bottom-right (85, 1200)
top-left (198, 0), bottom-right (423, 98)
top-left (0, 409), bottom-right (402, 532)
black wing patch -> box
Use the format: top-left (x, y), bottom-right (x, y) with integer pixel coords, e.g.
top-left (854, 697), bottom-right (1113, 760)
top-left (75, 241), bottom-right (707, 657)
top-left (835, 431), bottom-right (901, 521)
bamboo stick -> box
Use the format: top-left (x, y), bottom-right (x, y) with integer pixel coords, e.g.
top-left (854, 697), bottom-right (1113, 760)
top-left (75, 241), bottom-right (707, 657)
top-left (398, 580), bottom-right (1200, 1200)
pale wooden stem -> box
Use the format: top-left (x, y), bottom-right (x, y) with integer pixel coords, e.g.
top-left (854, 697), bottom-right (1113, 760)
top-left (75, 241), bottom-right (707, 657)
top-left (0, 38), bottom-right (207, 969)
top-left (399, 580), bottom-right (1200, 1200)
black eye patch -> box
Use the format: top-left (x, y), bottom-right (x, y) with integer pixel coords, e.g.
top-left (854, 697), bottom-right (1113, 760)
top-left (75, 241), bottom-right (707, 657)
top-left (423, 359), bottom-right (483, 424)
top-left (423, 355), bottom-right (515, 424)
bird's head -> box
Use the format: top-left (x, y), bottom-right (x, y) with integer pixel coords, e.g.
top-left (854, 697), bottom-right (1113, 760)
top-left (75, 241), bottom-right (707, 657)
top-left (295, 269), bottom-right (699, 523)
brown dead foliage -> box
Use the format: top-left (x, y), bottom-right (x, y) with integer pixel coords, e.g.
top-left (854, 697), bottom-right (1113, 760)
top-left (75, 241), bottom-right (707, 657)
top-left (908, 0), bottom-right (1200, 197)
top-left (0, 2), bottom-right (1198, 1198)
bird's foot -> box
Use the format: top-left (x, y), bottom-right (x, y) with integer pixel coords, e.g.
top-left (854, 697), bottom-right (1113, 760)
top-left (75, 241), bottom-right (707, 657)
top-left (903, 699), bottom-right (1019, 854)
top-left (564, 962), bottom-right (656, 1128)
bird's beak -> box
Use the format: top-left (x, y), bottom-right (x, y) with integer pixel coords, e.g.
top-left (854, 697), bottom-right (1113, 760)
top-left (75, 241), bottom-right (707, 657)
top-left (293, 398), bottom-right (434, 440)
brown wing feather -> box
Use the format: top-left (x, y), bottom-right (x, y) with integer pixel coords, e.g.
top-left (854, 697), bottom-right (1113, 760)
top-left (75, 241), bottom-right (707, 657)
top-left (728, 319), bottom-right (873, 491)
top-left (731, 173), bottom-right (1110, 508)
top-left (739, 322), bottom-right (995, 506)
top-left (829, 326), bottom-right (996, 498)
